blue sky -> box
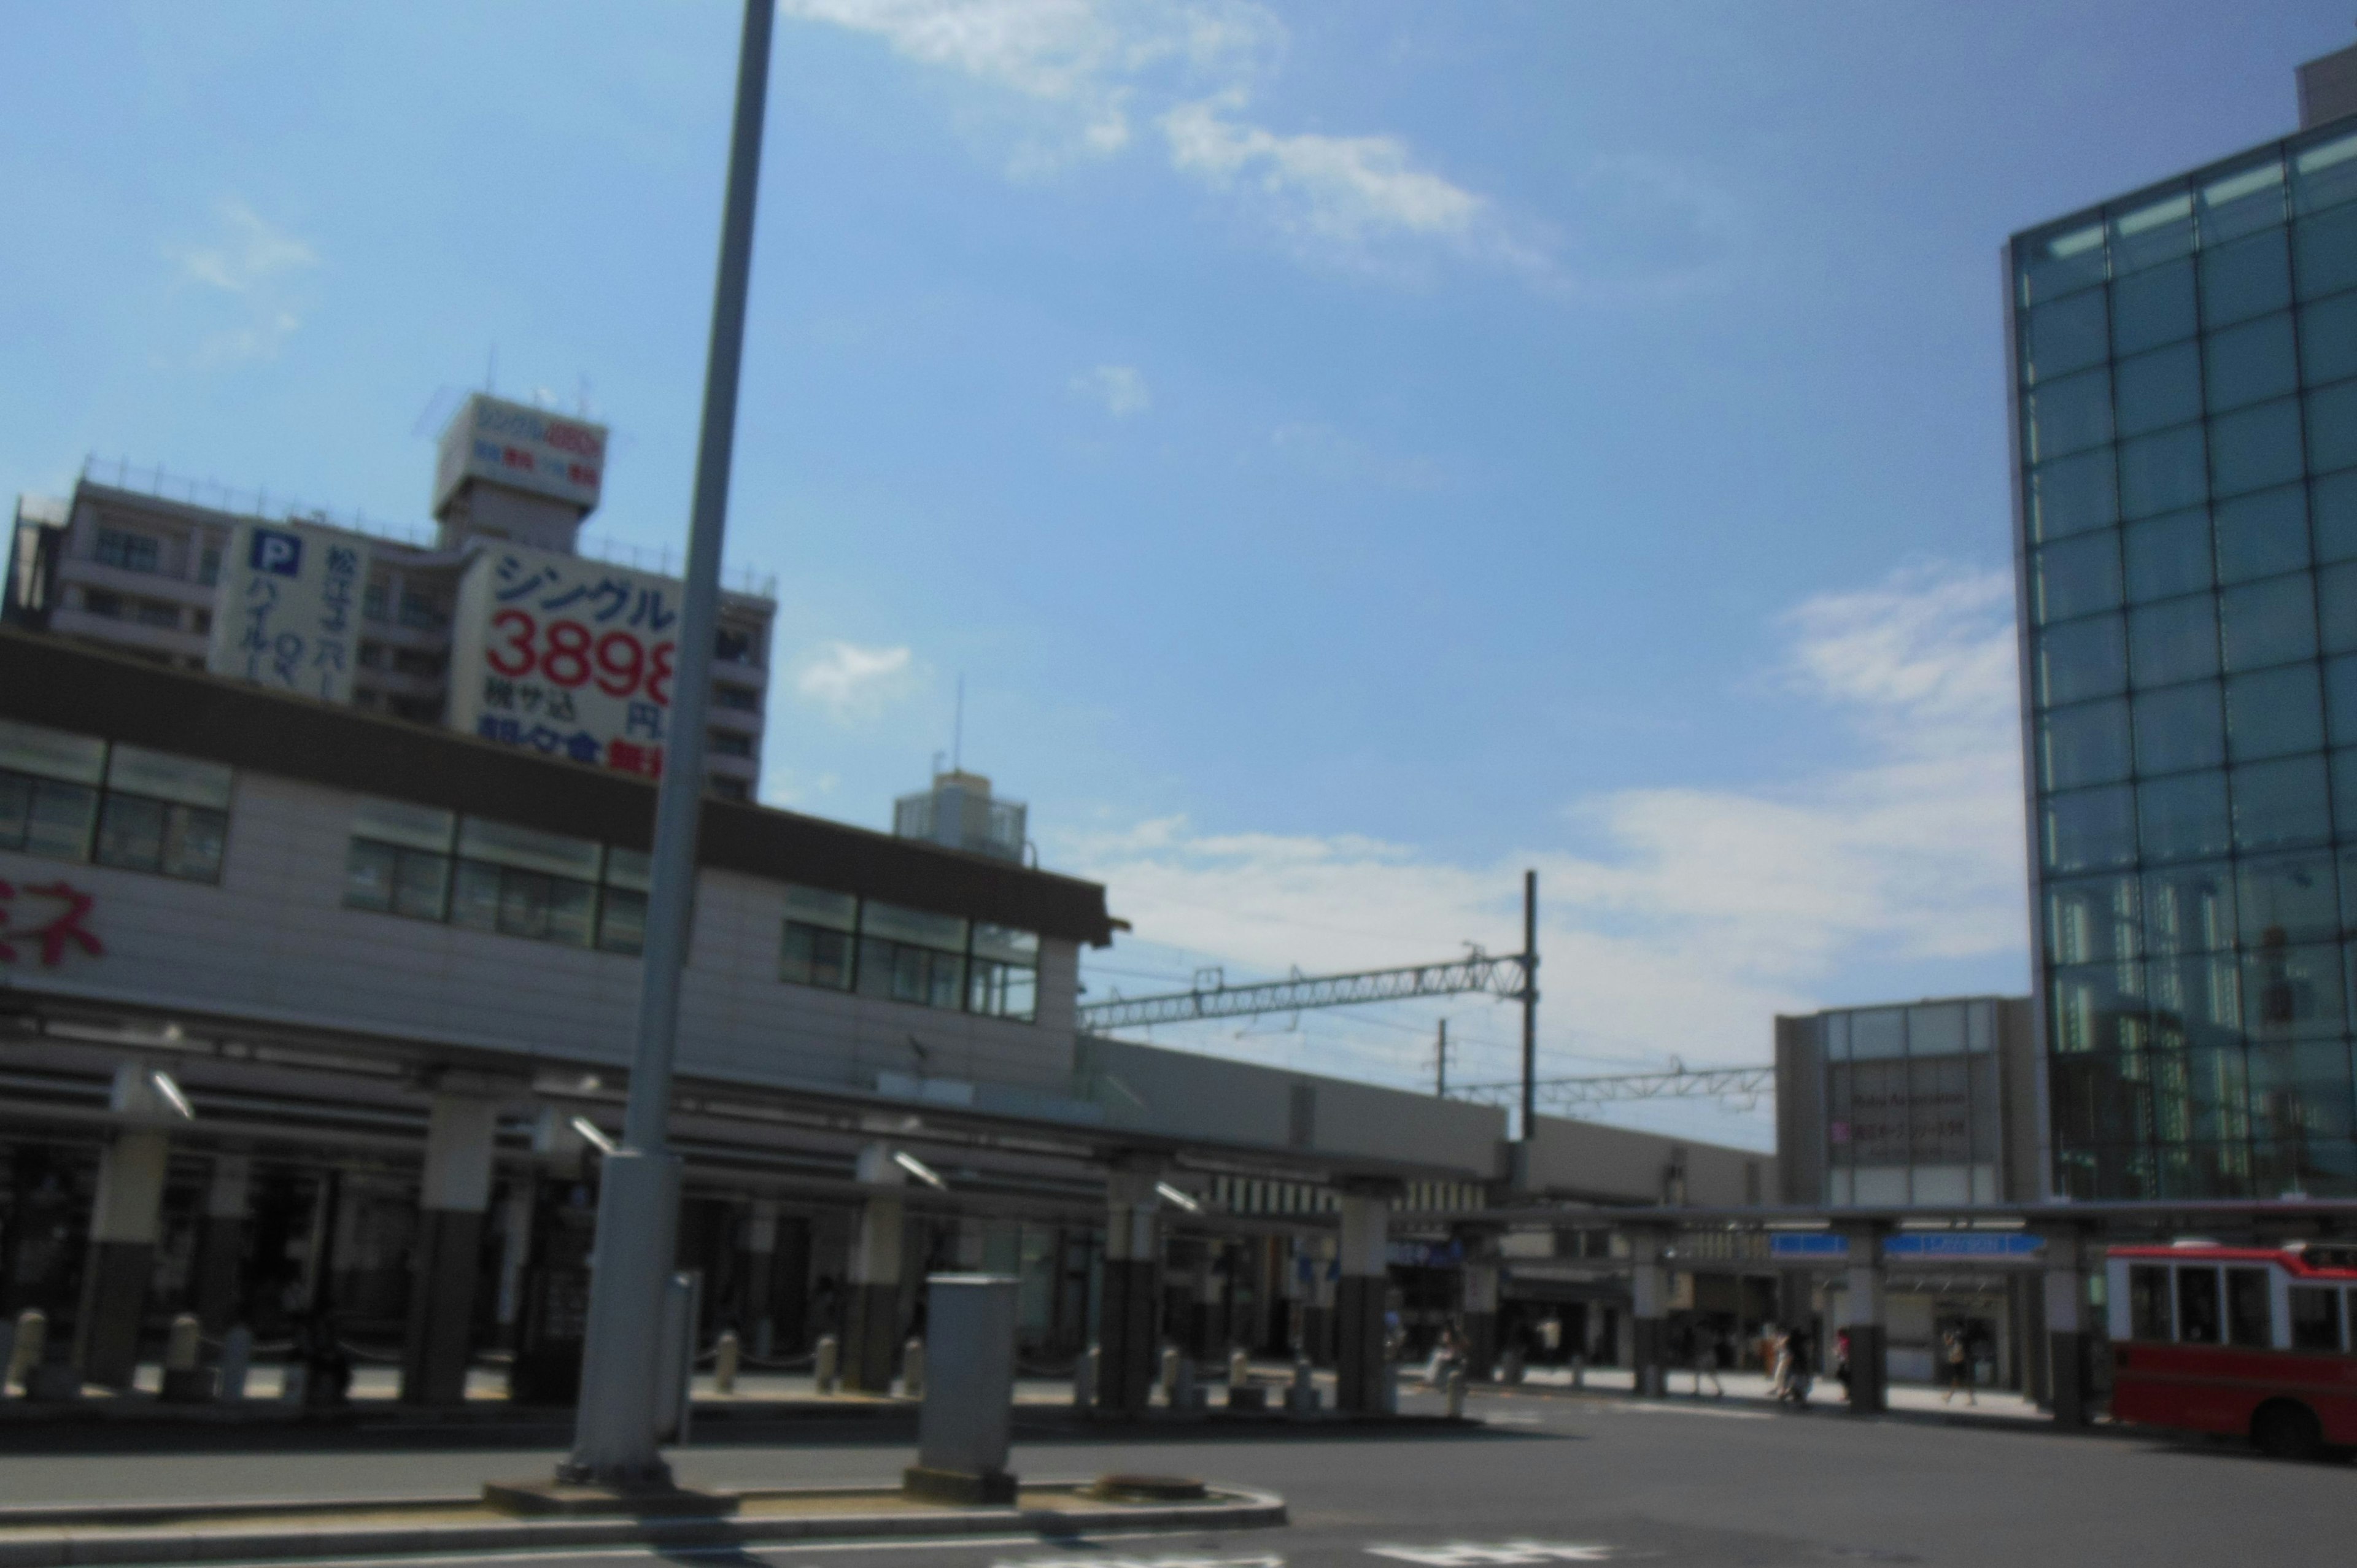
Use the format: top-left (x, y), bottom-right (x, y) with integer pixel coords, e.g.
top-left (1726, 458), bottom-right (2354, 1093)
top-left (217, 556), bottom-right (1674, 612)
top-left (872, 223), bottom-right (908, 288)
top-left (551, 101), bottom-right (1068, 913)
top-left (7, 2), bottom-right (2353, 1147)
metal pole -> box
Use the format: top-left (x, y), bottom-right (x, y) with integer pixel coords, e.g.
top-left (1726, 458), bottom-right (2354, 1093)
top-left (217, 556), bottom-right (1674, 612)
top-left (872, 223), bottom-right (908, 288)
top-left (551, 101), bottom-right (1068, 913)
top-left (1435, 1018), bottom-right (1447, 1098)
top-left (561, 0), bottom-right (774, 1490)
top-left (1520, 870), bottom-right (1538, 1142)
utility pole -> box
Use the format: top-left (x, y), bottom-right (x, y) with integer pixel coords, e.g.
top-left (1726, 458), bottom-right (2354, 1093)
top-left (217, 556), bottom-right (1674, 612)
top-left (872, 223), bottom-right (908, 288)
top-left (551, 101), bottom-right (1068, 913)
top-left (1520, 870), bottom-right (1538, 1144)
top-left (560, 0), bottom-right (773, 1493)
top-left (1434, 1018), bottom-right (1449, 1097)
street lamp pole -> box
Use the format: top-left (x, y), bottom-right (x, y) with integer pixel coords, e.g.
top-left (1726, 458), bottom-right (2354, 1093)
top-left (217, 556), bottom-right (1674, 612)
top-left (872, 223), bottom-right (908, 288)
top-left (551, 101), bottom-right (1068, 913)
top-left (560, 0), bottom-right (775, 1490)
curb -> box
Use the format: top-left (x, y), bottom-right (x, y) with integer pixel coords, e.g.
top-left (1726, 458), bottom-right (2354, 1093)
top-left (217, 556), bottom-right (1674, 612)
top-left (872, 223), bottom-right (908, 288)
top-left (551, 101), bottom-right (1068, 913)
top-left (0, 1483), bottom-right (1288, 1568)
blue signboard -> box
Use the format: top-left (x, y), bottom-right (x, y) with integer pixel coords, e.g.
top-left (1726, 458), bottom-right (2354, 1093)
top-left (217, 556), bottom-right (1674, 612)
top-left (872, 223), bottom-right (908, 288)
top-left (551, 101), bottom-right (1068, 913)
top-left (1884, 1232), bottom-right (2045, 1259)
top-left (1768, 1233), bottom-right (1849, 1258)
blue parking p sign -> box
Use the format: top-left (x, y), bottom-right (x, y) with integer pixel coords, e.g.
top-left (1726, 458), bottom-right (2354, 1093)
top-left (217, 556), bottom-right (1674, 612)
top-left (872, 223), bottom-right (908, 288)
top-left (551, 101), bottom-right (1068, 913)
top-left (250, 528), bottom-right (303, 576)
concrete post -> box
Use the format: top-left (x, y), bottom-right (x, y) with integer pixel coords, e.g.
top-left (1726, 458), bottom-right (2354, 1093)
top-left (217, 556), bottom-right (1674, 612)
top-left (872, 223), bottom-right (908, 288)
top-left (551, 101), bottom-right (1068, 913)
top-left (401, 1093), bottom-right (501, 1405)
top-left (904, 1275), bottom-right (1019, 1503)
top-left (741, 1197), bottom-right (780, 1346)
top-left (494, 1180), bottom-right (534, 1334)
top-left (1334, 1184), bottom-right (1393, 1413)
top-left (1460, 1243), bottom-right (1500, 1381)
top-left (1628, 1229), bottom-right (1669, 1397)
top-left (1302, 1233), bottom-right (1337, 1365)
top-left (76, 1064), bottom-right (176, 1388)
top-left (843, 1144), bottom-right (906, 1393)
top-left (1096, 1163), bottom-right (1161, 1415)
top-left (1841, 1225), bottom-right (1887, 1414)
top-left (2041, 1228), bottom-right (2090, 1429)
top-left (193, 1155), bottom-right (250, 1333)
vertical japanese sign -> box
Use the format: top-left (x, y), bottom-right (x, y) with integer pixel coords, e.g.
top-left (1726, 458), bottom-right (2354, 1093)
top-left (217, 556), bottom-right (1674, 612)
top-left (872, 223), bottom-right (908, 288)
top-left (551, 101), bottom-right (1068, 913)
top-left (446, 541), bottom-right (679, 778)
top-left (203, 521), bottom-right (363, 704)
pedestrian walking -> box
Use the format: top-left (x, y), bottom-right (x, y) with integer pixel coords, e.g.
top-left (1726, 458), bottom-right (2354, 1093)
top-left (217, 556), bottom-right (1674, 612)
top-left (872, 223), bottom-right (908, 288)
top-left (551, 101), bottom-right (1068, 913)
top-left (1693, 1321), bottom-right (1724, 1398)
top-left (1941, 1326), bottom-right (1976, 1406)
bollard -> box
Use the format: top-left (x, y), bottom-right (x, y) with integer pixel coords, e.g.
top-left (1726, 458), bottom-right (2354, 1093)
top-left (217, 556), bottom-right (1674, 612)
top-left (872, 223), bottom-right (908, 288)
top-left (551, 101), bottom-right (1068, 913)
top-left (218, 1326), bottom-right (253, 1403)
top-left (1286, 1357), bottom-right (1320, 1416)
top-left (1074, 1345), bottom-right (1098, 1408)
top-left (160, 1313), bottom-right (214, 1404)
top-left (165, 1313), bottom-right (202, 1372)
top-left (0, 1321), bottom-right (12, 1399)
top-left (1571, 1353), bottom-right (1585, 1390)
top-left (1228, 1346), bottom-right (1250, 1388)
top-left (902, 1336), bottom-right (926, 1400)
top-left (1158, 1345), bottom-right (1180, 1402)
top-left (9, 1310), bottom-right (44, 1393)
top-left (815, 1333), bottom-right (840, 1394)
top-left (1445, 1365), bottom-right (1468, 1418)
top-left (1172, 1354), bottom-right (1200, 1412)
top-left (280, 1362), bottom-right (308, 1404)
top-left (714, 1329), bottom-right (741, 1396)
top-left (1500, 1346), bottom-right (1526, 1386)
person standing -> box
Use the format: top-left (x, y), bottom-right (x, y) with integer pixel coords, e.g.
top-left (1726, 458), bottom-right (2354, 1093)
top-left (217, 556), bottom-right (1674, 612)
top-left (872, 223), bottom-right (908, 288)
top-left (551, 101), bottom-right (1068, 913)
top-left (1694, 1320), bottom-right (1725, 1398)
top-left (1941, 1326), bottom-right (1976, 1406)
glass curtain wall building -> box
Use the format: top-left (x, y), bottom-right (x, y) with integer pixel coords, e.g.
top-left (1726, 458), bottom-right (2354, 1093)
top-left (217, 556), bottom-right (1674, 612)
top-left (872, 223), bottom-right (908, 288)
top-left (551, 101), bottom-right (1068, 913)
top-left (2012, 113), bottom-right (2357, 1199)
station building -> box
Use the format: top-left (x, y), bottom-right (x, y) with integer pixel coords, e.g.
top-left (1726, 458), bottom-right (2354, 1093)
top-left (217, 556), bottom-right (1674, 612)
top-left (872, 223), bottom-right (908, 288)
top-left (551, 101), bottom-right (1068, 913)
top-left (2011, 42), bottom-right (2357, 1202)
top-left (0, 406), bottom-right (1779, 1405)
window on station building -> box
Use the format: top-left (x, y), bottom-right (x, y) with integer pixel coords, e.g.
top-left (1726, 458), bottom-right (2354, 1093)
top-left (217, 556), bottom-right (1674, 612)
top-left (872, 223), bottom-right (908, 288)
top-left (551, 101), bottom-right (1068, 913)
top-left (779, 885), bottom-right (856, 989)
top-left (95, 527), bottom-right (161, 574)
top-left (776, 887), bottom-right (1040, 1019)
top-left (0, 720), bottom-right (230, 884)
top-left (343, 798), bottom-right (648, 954)
top-left (857, 900), bottom-right (969, 1011)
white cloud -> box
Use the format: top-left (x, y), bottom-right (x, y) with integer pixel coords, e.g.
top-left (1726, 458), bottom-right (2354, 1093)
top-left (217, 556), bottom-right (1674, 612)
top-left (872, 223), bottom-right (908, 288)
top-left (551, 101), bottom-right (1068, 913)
top-left (779, 0), bottom-right (1584, 284)
top-left (1059, 564), bottom-right (2027, 1110)
top-left (791, 641), bottom-right (921, 722)
top-left (1070, 363), bottom-right (1151, 416)
top-left (165, 199), bottom-right (319, 364)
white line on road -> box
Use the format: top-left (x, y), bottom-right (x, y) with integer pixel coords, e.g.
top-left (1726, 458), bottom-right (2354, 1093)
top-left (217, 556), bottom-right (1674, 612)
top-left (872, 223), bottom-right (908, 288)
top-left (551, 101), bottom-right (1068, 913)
top-left (1605, 1402), bottom-right (1769, 1421)
top-left (215, 1526), bottom-right (1194, 1568)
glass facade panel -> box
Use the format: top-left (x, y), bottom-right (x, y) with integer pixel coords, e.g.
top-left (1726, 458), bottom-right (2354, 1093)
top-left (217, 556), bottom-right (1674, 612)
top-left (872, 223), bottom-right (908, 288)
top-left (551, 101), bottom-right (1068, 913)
top-left (2042, 699), bottom-right (2132, 789)
top-left (2220, 574), bottom-right (2316, 670)
top-left (2128, 595), bottom-right (2220, 687)
top-left (2038, 614), bottom-right (2127, 705)
top-left (2124, 508), bottom-right (2213, 602)
top-left (2205, 314), bottom-right (2298, 412)
top-left (2303, 291), bottom-right (2357, 387)
top-left (2022, 134), bottom-right (2357, 1198)
top-left (2030, 446), bottom-right (2119, 539)
top-left (2295, 205), bottom-right (2357, 300)
top-left (2200, 227), bottom-right (2293, 326)
top-left (2113, 258), bottom-right (2197, 355)
top-left (2119, 423), bottom-right (2208, 517)
top-left (2024, 365), bottom-right (2113, 461)
top-left (2224, 663), bottom-right (2324, 760)
top-left (2034, 533), bottom-right (2122, 621)
top-left (2139, 771), bottom-right (2231, 862)
top-left (2208, 397), bottom-right (2306, 496)
top-left (2213, 485), bottom-right (2309, 582)
top-left (2023, 288), bottom-right (2110, 381)
top-left (2133, 681), bottom-right (2224, 774)
top-left (2310, 380), bottom-right (2357, 474)
top-left (2232, 755), bottom-right (2332, 849)
top-left (2114, 342), bottom-right (2202, 437)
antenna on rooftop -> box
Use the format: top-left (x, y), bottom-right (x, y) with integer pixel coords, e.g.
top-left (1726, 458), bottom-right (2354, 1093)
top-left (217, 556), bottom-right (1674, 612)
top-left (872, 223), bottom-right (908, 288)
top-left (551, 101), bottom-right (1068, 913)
top-left (953, 674), bottom-right (966, 773)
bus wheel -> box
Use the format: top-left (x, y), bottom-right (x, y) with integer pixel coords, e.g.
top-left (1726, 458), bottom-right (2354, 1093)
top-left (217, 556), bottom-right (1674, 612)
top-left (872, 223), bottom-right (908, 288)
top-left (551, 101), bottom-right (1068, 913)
top-left (2252, 1400), bottom-right (2323, 1461)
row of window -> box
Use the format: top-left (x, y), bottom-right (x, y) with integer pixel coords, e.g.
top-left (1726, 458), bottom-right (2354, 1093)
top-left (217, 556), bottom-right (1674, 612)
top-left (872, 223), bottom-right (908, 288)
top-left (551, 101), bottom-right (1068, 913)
top-left (340, 801), bottom-right (1041, 1019)
top-left (2029, 383), bottom-right (2357, 544)
top-left (778, 886), bottom-right (1039, 1021)
top-left (80, 588), bottom-right (207, 633)
top-left (2048, 854), bottom-right (2357, 964)
top-left (2050, 947), bottom-right (2357, 1050)
top-left (2045, 752), bottom-right (2357, 871)
top-left (2042, 666), bottom-right (2357, 792)
top-left (2122, 1261), bottom-right (2353, 1351)
top-left (2032, 477), bottom-right (2357, 631)
top-left (0, 719), bottom-right (232, 884)
top-left (2059, 1139), bottom-right (2356, 1200)
top-left (2016, 126), bottom-right (2357, 307)
top-left (2022, 210), bottom-right (2357, 389)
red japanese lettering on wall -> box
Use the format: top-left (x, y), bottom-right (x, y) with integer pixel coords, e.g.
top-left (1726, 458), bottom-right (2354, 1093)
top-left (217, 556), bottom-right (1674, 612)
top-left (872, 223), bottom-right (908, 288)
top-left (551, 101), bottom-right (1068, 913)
top-left (0, 880), bottom-right (104, 966)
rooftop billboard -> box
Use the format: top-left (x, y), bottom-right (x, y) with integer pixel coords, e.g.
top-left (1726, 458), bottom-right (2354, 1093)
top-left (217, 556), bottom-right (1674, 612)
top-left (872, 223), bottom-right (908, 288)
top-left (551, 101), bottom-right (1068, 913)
top-left (432, 393), bottom-right (606, 517)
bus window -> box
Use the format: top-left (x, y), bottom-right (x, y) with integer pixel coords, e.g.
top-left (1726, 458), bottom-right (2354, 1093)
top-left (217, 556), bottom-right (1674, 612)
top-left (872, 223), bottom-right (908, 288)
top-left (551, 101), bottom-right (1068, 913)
top-left (2177, 1267), bottom-right (2222, 1343)
top-left (2129, 1265), bottom-right (2173, 1340)
top-left (2289, 1286), bottom-right (2343, 1351)
top-left (2226, 1268), bottom-right (2270, 1348)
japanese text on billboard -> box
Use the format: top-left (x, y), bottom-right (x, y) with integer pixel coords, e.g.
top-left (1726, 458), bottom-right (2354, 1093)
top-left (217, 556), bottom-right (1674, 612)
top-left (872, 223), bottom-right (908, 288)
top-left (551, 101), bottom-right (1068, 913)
top-left (445, 541), bottom-right (678, 779)
top-left (203, 522), bottom-right (363, 704)
top-left (432, 393), bottom-right (606, 515)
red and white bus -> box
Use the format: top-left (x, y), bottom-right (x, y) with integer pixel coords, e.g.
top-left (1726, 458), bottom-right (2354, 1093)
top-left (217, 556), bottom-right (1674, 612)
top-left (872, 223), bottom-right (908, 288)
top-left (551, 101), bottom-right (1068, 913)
top-left (2106, 1240), bottom-right (2357, 1459)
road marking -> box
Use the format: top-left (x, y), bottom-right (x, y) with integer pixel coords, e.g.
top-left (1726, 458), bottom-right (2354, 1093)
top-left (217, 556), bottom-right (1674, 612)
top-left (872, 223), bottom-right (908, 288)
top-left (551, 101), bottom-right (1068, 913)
top-left (993, 1556), bottom-right (1282, 1568)
top-left (1606, 1402), bottom-right (1769, 1421)
top-left (1482, 1413), bottom-right (1544, 1424)
top-left (225, 1527), bottom-right (1188, 1568)
top-left (1366, 1543), bottom-right (1614, 1566)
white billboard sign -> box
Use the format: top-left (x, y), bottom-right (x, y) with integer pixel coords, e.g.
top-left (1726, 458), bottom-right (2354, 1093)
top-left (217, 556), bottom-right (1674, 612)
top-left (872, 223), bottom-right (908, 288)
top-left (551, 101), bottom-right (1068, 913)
top-left (432, 393), bottom-right (607, 516)
top-left (203, 520), bottom-right (365, 705)
top-left (446, 541), bottom-right (681, 779)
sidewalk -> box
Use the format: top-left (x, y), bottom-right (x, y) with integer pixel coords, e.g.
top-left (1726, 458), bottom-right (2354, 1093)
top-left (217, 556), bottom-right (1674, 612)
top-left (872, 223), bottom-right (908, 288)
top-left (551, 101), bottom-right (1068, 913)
top-left (1449, 1363), bottom-right (2047, 1423)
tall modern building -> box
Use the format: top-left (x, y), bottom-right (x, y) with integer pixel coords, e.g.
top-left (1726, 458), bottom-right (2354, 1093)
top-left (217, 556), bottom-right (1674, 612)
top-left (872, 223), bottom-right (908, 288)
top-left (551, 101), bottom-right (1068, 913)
top-left (2011, 44), bottom-right (2357, 1200)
